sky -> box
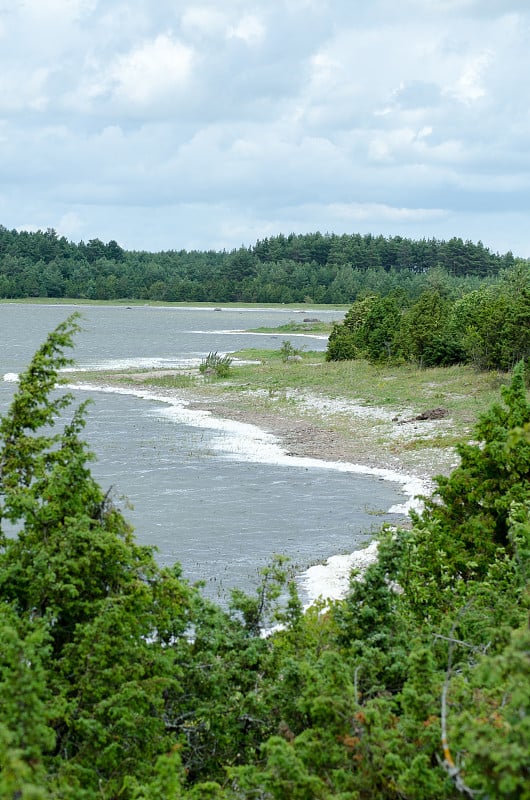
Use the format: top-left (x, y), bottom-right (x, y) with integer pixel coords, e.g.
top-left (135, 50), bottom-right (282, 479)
top-left (1, 0), bottom-right (530, 256)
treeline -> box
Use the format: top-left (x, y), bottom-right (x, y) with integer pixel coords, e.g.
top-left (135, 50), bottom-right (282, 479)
top-left (1, 319), bottom-right (529, 799)
top-left (327, 262), bottom-right (530, 371)
top-left (0, 225), bottom-right (521, 303)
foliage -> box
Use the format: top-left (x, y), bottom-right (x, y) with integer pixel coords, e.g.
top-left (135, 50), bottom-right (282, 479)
top-left (327, 263), bottom-right (530, 371)
top-left (0, 316), bottom-right (200, 796)
top-left (452, 283), bottom-right (530, 371)
top-left (397, 289), bottom-right (457, 366)
top-left (199, 351), bottom-right (233, 378)
top-left (1, 319), bottom-right (530, 798)
top-left (0, 224), bottom-right (516, 304)
top-left (418, 361), bottom-right (530, 577)
top-left (279, 340), bottom-right (302, 362)
top-left (326, 294), bottom-right (377, 361)
top-left (326, 292), bottom-right (405, 364)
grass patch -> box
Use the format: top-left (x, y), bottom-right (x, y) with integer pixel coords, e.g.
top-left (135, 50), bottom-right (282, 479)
top-left (142, 373), bottom-right (196, 389)
top-left (70, 346), bottom-right (514, 474)
top-left (222, 351), bottom-right (510, 435)
top-left (249, 320), bottom-right (335, 334)
top-left (397, 433), bottom-right (467, 451)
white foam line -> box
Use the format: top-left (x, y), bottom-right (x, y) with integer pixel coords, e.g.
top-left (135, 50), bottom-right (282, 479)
top-left (63, 357), bottom-right (204, 372)
top-left (297, 539), bottom-right (380, 606)
top-left (190, 329), bottom-right (328, 339)
top-left (69, 381), bottom-right (426, 511)
top-left (189, 329), bottom-right (247, 334)
top-left (6, 357), bottom-right (266, 377)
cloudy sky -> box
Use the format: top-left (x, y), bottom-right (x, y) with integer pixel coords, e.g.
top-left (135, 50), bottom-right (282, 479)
top-left (1, 0), bottom-right (529, 255)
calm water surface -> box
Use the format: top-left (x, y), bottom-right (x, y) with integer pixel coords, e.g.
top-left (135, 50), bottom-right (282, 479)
top-left (1, 303), bottom-right (407, 603)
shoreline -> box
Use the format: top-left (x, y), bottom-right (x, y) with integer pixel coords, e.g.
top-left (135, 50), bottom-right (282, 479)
top-left (67, 374), bottom-right (462, 604)
top-left (100, 372), bottom-right (460, 484)
top-left (70, 374), bottom-right (459, 504)
top-left (181, 392), bottom-right (457, 485)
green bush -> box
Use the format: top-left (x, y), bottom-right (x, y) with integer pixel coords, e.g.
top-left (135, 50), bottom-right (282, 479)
top-left (279, 340), bottom-right (302, 362)
top-left (199, 351), bottom-right (233, 378)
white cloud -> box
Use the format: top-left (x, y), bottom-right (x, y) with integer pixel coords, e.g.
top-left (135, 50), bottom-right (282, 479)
top-left (57, 211), bottom-right (84, 239)
top-left (367, 127), bottom-right (463, 165)
top-left (447, 51), bottom-right (493, 103)
top-left (181, 7), bottom-right (228, 37)
top-left (0, 65), bottom-right (53, 113)
top-left (1, 0), bottom-right (530, 256)
top-left (226, 14), bottom-right (266, 45)
top-left (327, 202), bottom-right (447, 223)
top-left (108, 34), bottom-right (195, 107)
top-left (18, 0), bottom-right (96, 16)
top-left (15, 223), bottom-right (41, 233)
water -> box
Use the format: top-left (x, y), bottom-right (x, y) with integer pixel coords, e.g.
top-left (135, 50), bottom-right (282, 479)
top-left (0, 303), bottom-right (411, 605)
top-left (0, 303), bottom-right (334, 374)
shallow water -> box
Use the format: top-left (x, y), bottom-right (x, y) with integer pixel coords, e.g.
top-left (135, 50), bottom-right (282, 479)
top-left (1, 303), bottom-right (410, 604)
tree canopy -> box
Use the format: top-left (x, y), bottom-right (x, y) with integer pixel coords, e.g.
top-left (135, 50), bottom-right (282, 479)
top-left (0, 225), bottom-right (520, 304)
top-left (326, 263), bottom-right (530, 370)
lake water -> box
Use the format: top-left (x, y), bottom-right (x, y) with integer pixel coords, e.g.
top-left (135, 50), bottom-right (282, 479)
top-left (0, 303), bottom-right (414, 605)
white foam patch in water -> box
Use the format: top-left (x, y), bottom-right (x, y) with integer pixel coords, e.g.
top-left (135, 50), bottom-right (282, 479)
top-left (62, 356), bottom-right (203, 372)
top-left (3, 373), bottom-right (19, 382)
top-left (298, 539), bottom-right (380, 605)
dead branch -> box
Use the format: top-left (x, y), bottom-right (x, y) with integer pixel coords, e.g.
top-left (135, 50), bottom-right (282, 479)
top-left (436, 608), bottom-right (479, 798)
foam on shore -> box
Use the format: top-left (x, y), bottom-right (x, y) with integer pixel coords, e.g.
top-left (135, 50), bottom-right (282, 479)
top-left (63, 356), bottom-right (203, 371)
top-left (68, 381), bottom-right (425, 509)
top-left (297, 539), bottom-right (380, 605)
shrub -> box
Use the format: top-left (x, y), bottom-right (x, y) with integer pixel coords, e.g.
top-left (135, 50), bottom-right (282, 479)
top-left (199, 351), bottom-right (233, 378)
top-left (279, 340), bottom-right (302, 362)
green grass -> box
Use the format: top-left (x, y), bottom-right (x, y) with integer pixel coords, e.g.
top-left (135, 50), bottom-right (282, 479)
top-left (91, 347), bottom-right (511, 440)
top-left (144, 373), bottom-right (195, 389)
top-left (226, 349), bottom-right (507, 416)
top-left (249, 320), bottom-right (336, 334)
